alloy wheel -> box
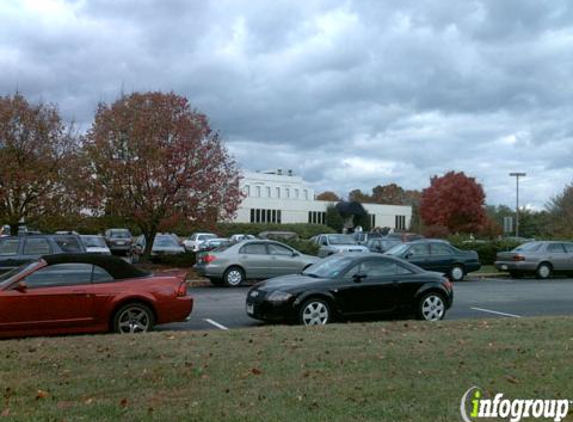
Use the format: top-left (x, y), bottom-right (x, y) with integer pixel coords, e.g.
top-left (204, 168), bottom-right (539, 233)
top-left (420, 295), bottom-right (445, 321)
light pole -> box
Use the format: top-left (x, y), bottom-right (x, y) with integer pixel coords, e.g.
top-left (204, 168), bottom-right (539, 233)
top-left (509, 172), bottom-right (526, 238)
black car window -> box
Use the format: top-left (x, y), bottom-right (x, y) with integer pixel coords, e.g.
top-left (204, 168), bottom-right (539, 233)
top-left (92, 265), bottom-right (114, 283)
top-left (268, 244), bottom-right (293, 256)
top-left (23, 263), bottom-right (93, 288)
top-left (408, 244), bottom-right (429, 256)
top-left (23, 238), bottom-right (51, 255)
top-left (239, 243), bottom-right (268, 255)
top-left (0, 238), bottom-right (20, 255)
top-left (54, 236), bottom-right (83, 253)
top-left (547, 243), bottom-right (566, 253)
top-left (430, 243), bottom-right (453, 255)
top-left (346, 259), bottom-right (413, 279)
top-left (563, 243), bottom-right (573, 253)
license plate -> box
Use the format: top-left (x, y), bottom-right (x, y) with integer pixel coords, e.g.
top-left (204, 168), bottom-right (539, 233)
top-left (501, 265), bottom-right (508, 271)
top-left (246, 303), bottom-right (254, 314)
top-left (117, 241), bottom-right (125, 245)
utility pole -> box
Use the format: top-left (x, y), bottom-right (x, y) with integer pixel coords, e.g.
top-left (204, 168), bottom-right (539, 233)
top-left (509, 172), bottom-right (526, 238)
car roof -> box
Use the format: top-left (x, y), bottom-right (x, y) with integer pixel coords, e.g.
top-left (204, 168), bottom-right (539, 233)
top-left (42, 253), bottom-right (151, 280)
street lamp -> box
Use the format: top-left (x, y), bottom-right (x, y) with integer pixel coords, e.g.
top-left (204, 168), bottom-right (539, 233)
top-left (509, 172), bottom-right (526, 238)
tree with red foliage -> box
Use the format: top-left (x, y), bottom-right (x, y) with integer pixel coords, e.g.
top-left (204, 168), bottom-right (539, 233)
top-left (316, 191), bottom-right (340, 201)
top-left (420, 171), bottom-right (486, 234)
top-left (83, 92), bottom-right (242, 259)
top-left (0, 93), bottom-right (77, 234)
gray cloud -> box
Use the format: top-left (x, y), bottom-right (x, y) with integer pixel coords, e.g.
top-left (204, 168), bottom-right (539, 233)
top-left (2, 0), bottom-right (573, 208)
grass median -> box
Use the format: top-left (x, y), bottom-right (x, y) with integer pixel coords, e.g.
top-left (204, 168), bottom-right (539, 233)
top-left (0, 317), bottom-right (571, 421)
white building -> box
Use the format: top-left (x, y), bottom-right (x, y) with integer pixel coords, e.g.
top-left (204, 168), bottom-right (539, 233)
top-left (234, 170), bottom-right (412, 230)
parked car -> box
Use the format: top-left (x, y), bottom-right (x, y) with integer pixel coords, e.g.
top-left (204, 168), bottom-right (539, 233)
top-left (258, 231), bottom-right (299, 241)
top-left (385, 232), bottom-right (425, 242)
top-left (229, 234), bottom-right (257, 243)
top-left (0, 253), bottom-right (192, 338)
top-left (495, 241), bottom-right (573, 279)
top-left (80, 235), bottom-right (112, 255)
top-left (132, 234), bottom-right (186, 258)
top-left (312, 234), bottom-right (369, 258)
top-left (55, 230), bottom-right (80, 235)
top-left (246, 253), bottom-right (454, 325)
top-left (195, 239), bottom-right (319, 287)
top-left (1, 225), bottom-right (10, 237)
top-left (0, 235), bottom-right (86, 272)
top-left (197, 238), bottom-right (231, 252)
top-left (365, 237), bottom-right (402, 254)
top-left (104, 229), bottom-right (133, 255)
top-left (384, 240), bottom-right (480, 281)
top-left (182, 232), bottom-right (217, 252)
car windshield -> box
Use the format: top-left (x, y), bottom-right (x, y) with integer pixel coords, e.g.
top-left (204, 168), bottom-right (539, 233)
top-left (327, 235), bottom-right (357, 245)
top-left (0, 261), bottom-right (41, 288)
top-left (110, 230), bottom-right (131, 239)
top-left (82, 236), bottom-right (107, 248)
top-left (154, 236), bottom-right (179, 248)
top-left (199, 234), bottom-right (217, 241)
top-left (513, 242), bottom-right (542, 252)
top-left (385, 243), bottom-right (409, 255)
top-left (303, 256), bottom-right (355, 279)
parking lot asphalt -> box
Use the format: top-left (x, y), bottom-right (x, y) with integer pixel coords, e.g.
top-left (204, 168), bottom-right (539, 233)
top-left (157, 277), bottom-right (573, 332)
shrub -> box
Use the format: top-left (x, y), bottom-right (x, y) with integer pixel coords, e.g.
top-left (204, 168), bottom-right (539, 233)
top-left (281, 239), bottom-right (320, 256)
top-left (450, 238), bottom-right (522, 265)
top-left (215, 223), bottom-right (335, 240)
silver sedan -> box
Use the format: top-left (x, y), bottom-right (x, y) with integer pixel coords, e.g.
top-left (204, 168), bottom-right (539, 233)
top-left (495, 241), bottom-right (573, 279)
top-left (194, 240), bottom-right (319, 287)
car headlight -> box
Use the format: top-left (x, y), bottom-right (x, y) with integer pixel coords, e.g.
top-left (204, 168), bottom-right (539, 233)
top-left (266, 291), bottom-right (293, 303)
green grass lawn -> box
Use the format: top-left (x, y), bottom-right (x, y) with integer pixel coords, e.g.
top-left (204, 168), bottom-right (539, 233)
top-left (474, 264), bottom-right (501, 274)
top-left (0, 318), bottom-right (572, 421)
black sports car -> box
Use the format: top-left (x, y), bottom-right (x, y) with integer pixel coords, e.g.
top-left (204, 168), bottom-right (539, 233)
top-left (246, 253), bottom-right (453, 326)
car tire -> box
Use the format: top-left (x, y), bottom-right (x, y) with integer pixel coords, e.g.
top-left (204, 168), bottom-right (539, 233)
top-left (536, 263), bottom-right (552, 280)
top-left (223, 266), bottom-right (245, 287)
top-left (209, 278), bottom-right (223, 287)
top-left (417, 292), bottom-right (446, 322)
top-left (449, 264), bottom-right (465, 281)
top-left (112, 303), bottom-right (155, 334)
top-left (298, 298), bottom-right (331, 326)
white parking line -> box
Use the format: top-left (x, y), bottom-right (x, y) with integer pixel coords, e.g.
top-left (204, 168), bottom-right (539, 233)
top-left (471, 307), bottom-right (522, 318)
top-left (204, 318), bottom-right (229, 330)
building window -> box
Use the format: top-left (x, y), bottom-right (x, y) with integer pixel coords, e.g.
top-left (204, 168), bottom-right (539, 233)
top-left (266, 187), bottom-right (271, 198)
top-left (276, 187), bottom-right (281, 198)
top-left (370, 214), bottom-right (376, 228)
top-left (249, 209), bottom-right (283, 224)
top-left (285, 188), bottom-right (290, 198)
top-left (294, 189), bottom-right (299, 198)
top-left (255, 186), bottom-right (261, 197)
top-left (245, 185), bottom-right (251, 196)
top-left (304, 189), bottom-right (308, 200)
top-left (308, 211), bottom-right (326, 225)
top-left (395, 215), bottom-right (406, 230)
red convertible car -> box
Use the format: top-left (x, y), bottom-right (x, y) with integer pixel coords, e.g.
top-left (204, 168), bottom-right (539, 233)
top-left (0, 254), bottom-right (193, 338)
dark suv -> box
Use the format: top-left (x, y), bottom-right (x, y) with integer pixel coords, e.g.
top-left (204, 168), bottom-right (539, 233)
top-left (104, 229), bottom-right (133, 255)
top-left (0, 235), bottom-right (87, 272)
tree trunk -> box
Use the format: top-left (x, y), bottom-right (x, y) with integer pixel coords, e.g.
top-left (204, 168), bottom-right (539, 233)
top-left (142, 231), bottom-right (157, 262)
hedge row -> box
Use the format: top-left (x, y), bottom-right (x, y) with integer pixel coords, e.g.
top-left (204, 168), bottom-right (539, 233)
top-left (450, 239), bottom-right (523, 265)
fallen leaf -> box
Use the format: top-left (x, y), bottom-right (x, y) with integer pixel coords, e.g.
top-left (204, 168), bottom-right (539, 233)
top-left (251, 368), bottom-right (262, 375)
top-left (36, 390), bottom-right (49, 400)
top-left (1, 408), bottom-right (10, 417)
top-left (119, 398), bottom-right (128, 408)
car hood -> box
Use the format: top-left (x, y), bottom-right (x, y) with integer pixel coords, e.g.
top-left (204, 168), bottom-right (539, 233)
top-left (257, 273), bottom-right (330, 291)
top-left (327, 245), bottom-right (368, 252)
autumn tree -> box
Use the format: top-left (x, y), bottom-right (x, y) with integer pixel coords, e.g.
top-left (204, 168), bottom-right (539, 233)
top-left (316, 191), bottom-right (340, 201)
top-left (82, 92), bottom-right (242, 259)
top-left (0, 93), bottom-right (78, 234)
top-left (420, 171), bottom-right (486, 234)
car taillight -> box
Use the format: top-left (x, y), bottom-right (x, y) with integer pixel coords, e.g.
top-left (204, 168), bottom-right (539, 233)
top-left (512, 255), bottom-right (525, 261)
top-left (443, 278), bottom-right (453, 290)
top-left (177, 282), bottom-right (187, 297)
top-left (203, 254), bottom-right (216, 264)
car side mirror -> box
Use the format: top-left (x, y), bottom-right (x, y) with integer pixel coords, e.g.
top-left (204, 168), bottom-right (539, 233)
top-left (291, 252), bottom-right (299, 257)
top-left (405, 253), bottom-right (413, 259)
top-left (352, 272), bottom-right (367, 283)
top-left (13, 282), bottom-right (27, 293)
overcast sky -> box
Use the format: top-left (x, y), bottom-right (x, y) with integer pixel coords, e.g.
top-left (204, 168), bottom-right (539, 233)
top-left (2, 0), bottom-right (573, 209)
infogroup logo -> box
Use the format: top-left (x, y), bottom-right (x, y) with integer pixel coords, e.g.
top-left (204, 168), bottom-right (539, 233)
top-left (460, 386), bottom-right (570, 422)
